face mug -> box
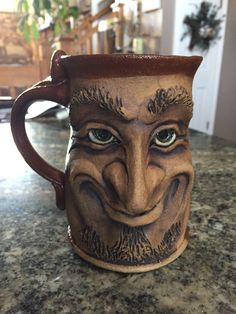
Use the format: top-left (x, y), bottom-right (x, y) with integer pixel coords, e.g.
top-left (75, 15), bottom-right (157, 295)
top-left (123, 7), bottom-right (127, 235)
top-left (11, 51), bottom-right (202, 273)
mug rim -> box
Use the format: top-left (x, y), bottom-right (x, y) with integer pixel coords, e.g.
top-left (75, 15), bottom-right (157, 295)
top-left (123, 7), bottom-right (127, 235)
top-left (59, 53), bottom-right (203, 79)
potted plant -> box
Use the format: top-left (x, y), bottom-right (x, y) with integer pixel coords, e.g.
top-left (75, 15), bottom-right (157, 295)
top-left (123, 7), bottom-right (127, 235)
top-left (18, 0), bottom-right (79, 52)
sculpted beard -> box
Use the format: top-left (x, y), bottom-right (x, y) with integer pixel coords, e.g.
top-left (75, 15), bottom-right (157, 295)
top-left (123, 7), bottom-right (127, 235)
top-left (78, 221), bottom-right (181, 265)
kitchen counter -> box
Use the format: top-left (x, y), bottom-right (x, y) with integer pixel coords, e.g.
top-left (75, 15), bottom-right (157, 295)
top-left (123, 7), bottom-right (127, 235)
top-left (0, 119), bottom-right (235, 314)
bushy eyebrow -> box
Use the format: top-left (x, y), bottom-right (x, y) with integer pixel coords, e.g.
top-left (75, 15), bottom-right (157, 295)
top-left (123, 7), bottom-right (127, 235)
top-left (147, 86), bottom-right (193, 115)
top-left (69, 86), bottom-right (124, 118)
top-left (69, 85), bottom-right (193, 123)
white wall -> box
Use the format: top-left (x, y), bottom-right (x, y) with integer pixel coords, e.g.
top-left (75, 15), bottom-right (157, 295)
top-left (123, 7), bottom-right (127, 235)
top-left (0, 1), bottom-right (17, 12)
top-left (142, 0), bottom-right (161, 12)
top-left (214, 0), bottom-right (236, 142)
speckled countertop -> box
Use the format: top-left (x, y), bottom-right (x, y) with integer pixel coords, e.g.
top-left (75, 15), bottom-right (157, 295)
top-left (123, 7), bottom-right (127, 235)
top-left (0, 119), bottom-right (235, 314)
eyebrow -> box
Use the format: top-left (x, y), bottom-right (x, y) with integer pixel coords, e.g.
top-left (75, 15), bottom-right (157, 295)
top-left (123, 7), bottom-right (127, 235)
top-left (69, 85), bottom-right (193, 122)
top-left (147, 85), bottom-right (193, 115)
top-left (69, 86), bottom-right (125, 118)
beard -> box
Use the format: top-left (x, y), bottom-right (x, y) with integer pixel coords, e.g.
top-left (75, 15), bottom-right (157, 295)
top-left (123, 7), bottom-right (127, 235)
top-left (80, 221), bottom-right (181, 266)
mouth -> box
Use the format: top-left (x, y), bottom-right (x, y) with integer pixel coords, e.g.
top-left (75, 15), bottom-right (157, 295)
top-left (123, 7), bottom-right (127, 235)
top-left (74, 173), bottom-right (190, 228)
top-left (102, 175), bottom-right (189, 227)
top-left (103, 201), bottom-right (163, 227)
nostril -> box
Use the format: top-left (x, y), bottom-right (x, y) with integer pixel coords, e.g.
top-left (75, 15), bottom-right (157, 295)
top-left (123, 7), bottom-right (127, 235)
top-left (103, 160), bottom-right (128, 203)
top-left (105, 179), bottom-right (121, 202)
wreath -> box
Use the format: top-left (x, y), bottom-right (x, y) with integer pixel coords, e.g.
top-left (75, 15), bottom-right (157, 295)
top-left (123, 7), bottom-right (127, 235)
top-left (181, 1), bottom-right (224, 52)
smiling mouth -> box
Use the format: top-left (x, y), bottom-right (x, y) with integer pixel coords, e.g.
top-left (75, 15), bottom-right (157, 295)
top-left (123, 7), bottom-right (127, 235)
top-left (103, 201), bottom-right (163, 227)
top-left (75, 174), bottom-right (188, 227)
top-left (102, 176), bottom-right (187, 227)
top-left (113, 204), bottom-right (156, 217)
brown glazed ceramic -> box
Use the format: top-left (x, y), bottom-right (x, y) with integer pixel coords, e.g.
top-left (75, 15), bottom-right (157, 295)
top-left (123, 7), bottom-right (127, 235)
top-left (11, 51), bottom-right (202, 272)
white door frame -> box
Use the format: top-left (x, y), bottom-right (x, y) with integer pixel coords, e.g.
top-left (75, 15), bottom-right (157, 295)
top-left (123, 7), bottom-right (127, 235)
top-left (171, 0), bottom-right (228, 135)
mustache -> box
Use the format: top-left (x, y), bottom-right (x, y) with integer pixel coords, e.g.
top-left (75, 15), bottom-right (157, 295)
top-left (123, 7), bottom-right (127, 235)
top-left (80, 221), bottom-right (181, 265)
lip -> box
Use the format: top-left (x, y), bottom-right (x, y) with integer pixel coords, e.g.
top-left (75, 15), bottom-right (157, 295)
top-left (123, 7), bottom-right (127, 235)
top-left (103, 200), bottom-right (164, 227)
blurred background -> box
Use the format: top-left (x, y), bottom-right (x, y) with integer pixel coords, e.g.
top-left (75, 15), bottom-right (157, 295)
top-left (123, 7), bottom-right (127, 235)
top-left (0, 0), bottom-right (235, 142)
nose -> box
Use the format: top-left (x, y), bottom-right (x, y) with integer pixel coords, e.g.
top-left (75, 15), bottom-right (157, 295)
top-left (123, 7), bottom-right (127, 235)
top-left (103, 148), bottom-right (165, 216)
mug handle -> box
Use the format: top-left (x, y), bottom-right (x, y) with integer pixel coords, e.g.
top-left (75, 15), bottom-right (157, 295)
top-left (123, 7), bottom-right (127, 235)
top-left (11, 50), bottom-right (70, 210)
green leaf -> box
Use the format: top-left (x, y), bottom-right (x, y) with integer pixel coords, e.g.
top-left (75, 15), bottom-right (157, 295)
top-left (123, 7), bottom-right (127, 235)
top-left (23, 0), bottom-right (29, 13)
top-left (42, 0), bottom-right (51, 11)
top-left (23, 23), bottom-right (30, 43)
top-left (31, 21), bottom-right (40, 41)
top-left (33, 0), bottom-right (40, 16)
top-left (70, 7), bottom-right (78, 19)
top-left (54, 22), bottom-right (61, 36)
top-left (18, 0), bottom-right (29, 13)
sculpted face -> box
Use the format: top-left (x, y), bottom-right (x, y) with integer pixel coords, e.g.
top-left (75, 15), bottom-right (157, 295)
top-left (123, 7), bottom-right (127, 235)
top-left (65, 75), bottom-right (194, 270)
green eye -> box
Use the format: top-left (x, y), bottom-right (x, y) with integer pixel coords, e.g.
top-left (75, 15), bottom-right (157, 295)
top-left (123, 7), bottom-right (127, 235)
top-left (153, 128), bottom-right (176, 147)
top-left (88, 128), bottom-right (117, 145)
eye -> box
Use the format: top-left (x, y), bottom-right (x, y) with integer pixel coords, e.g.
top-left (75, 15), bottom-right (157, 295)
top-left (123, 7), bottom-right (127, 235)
top-left (88, 128), bottom-right (118, 145)
top-left (152, 128), bottom-right (177, 147)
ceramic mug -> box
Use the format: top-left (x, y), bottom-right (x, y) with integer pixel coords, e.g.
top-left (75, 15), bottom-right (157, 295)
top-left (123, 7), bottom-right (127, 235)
top-left (11, 51), bottom-right (202, 272)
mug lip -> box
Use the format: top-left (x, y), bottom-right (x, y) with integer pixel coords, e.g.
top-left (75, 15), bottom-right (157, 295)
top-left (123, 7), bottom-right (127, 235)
top-left (59, 53), bottom-right (203, 79)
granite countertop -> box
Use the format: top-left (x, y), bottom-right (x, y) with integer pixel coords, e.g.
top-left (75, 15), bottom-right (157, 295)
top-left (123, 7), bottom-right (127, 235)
top-left (0, 119), bottom-right (235, 314)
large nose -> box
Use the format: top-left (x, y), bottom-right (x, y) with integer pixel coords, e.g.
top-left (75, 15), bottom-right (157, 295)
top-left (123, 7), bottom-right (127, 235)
top-left (103, 143), bottom-right (165, 216)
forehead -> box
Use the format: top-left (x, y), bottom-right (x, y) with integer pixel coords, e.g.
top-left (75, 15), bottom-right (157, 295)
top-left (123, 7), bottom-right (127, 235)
top-left (70, 75), bottom-right (193, 124)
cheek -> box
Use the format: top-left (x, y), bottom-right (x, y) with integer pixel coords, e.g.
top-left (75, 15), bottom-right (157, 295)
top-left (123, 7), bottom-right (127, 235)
top-left (151, 145), bottom-right (193, 169)
top-left (163, 151), bottom-right (194, 214)
top-left (67, 156), bottom-right (103, 188)
top-left (166, 152), bottom-right (194, 181)
top-left (67, 149), bottom-right (120, 189)
top-left (150, 147), bottom-right (194, 189)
